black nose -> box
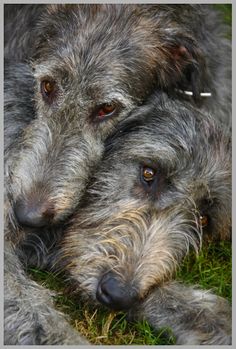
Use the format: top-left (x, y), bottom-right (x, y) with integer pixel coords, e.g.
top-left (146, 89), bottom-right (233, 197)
top-left (96, 272), bottom-right (138, 311)
top-left (14, 197), bottom-right (55, 228)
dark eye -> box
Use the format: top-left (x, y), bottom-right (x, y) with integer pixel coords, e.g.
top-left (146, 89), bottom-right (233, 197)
top-left (199, 215), bottom-right (209, 228)
top-left (96, 102), bottom-right (117, 120)
top-left (40, 80), bottom-right (57, 101)
top-left (142, 166), bottom-right (156, 183)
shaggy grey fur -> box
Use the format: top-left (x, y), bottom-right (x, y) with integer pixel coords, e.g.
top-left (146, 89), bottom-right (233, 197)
top-left (4, 4), bottom-right (231, 232)
top-left (4, 64), bottom-right (88, 345)
top-left (4, 4), bottom-right (231, 345)
top-left (4, 237), bottom-right (89, 345)
top-left (5, 91), bottom-right (231, 345)
top-left (53, 93), bottom-right (231, 344)
top-left (130, 281), bottom-right (231, 345)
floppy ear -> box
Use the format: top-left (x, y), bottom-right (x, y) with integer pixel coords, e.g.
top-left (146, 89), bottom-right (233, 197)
top-left (164, 37), bottom-right (206, 103)
top-left (145, 5), bottom-right (208, 102)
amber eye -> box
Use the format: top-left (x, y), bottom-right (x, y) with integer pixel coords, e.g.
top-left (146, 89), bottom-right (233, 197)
top-left (142, 167), bottom-right (156, 182)
top-left (199, 215), bottom-right (208, 227)
top-left (97, 102), bottom-right (117, 120)
top-left (41, 80), bottom-right (56, 99)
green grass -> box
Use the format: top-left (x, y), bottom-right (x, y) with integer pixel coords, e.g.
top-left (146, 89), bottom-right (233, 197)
top-left (28, 5), bottom-right (231, 345)
top-left (177, 241), bottom-right (232, 302)
top-left (29, 268), bottom-right (176, 344)
top-left (29, 269), bottom-right (176, 344)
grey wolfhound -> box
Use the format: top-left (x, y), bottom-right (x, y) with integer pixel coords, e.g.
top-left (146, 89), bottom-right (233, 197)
top-left (19, 92), bottom-right (230, 345)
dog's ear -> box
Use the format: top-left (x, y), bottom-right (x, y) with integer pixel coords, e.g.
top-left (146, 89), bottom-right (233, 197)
top-left (143, 5), bottom-right (208, 101)
top-left (163, 37), bottom-right (206, 103)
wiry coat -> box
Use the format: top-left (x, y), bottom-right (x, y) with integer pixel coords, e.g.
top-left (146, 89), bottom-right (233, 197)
top-left (129, 281), bottom-right (231, 345)
top-left (52, 93), bottom-right (231, 344)
top-left (5, 92), bottom-right (231, 344)
top-left (4, 237), bottom-right (88, 345)
top-left (4, 4), bottom-right (231, 345)
top-left (4, 64), bottom-right (88, 344)
top-left (4, 4), bottom-right (231, 231)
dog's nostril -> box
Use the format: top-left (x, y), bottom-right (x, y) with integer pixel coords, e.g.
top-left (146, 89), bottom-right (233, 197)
top-left (96, 272), bottom-right (138, 311)
top-left (14, 197), bottom-right (55, 228)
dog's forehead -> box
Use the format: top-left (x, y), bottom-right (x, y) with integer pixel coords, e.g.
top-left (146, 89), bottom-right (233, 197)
top-left (39, 6), bottom-right (147, 59)
top-left (104, 127), bottom-right (183, 170)
top-left (34, 5), bottom-right (163, 93)
top-left (105, 110), bottom-right (194, 162)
